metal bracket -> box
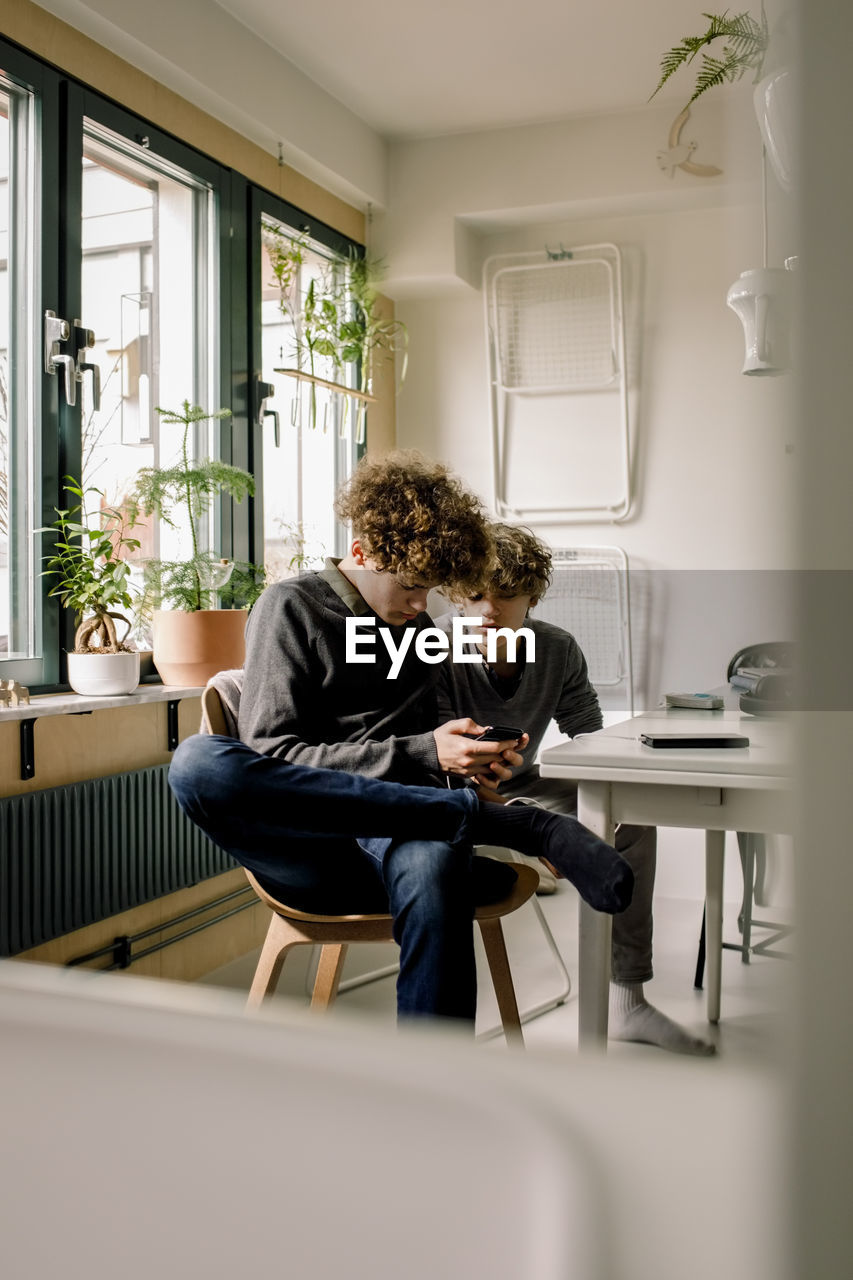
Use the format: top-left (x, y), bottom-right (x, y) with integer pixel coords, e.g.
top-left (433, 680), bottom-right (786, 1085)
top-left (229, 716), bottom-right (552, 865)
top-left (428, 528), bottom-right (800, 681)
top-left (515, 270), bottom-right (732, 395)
top-left (19, 720), bottom-right (36, 781)
top-left (166, 700), bottom-right (180, 751)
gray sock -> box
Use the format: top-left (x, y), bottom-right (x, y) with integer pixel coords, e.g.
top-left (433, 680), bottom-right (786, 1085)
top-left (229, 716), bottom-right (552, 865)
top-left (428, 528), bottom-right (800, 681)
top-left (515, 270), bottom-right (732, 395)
top-left (609, 982), bottom-right (716, 1056)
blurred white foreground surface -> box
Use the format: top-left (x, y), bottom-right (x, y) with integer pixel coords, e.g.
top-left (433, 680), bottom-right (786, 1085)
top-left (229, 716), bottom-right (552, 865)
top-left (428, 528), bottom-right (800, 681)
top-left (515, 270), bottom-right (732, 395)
top-left (0, 961), bottom-right (788, 1280)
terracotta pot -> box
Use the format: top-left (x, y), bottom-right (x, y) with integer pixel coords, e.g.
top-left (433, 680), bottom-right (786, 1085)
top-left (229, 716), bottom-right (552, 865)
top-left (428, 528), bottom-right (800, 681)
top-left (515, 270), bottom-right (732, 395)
top-left (67, 650), bottom-right (140, 696)
top-left (152, 609), bottom-right (247, 686)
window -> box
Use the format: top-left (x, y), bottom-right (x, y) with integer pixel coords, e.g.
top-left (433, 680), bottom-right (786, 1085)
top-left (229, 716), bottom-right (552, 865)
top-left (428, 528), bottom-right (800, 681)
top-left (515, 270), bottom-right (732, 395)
top-left (254, 203), bottom-right (360, 579)
top-left (79, 122), bottom-right (217, 616)
top-left (0, 71), bottom-right (38, 677)
top-left (0, 34), bottom-right (363, 688)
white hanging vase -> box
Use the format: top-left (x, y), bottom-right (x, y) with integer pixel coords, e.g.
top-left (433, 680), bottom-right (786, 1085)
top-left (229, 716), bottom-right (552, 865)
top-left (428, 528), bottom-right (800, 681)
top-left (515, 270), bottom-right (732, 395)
top-left (726, 266), bottom-right (793, 376)
top-left (754, 68), bottom-right (795, 193)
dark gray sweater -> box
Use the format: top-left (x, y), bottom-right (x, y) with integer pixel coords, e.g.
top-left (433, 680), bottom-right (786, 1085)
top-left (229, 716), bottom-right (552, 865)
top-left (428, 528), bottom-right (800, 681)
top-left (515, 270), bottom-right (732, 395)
top-left (238, 561), bottom-right (442, 785)
top-left (434, 613), bottom-right (603, 786)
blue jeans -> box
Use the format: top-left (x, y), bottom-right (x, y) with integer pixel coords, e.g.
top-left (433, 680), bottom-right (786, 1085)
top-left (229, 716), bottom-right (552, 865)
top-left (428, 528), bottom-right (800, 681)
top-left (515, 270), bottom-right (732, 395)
top-left (169, 735), bottom-right (517, 1022)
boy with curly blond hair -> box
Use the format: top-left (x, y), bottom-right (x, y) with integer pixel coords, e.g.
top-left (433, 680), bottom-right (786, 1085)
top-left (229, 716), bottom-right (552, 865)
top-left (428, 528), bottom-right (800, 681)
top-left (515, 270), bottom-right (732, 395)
top-left (171, 455), bottom-right (632, 1026)
top-left (436, 522), bottom-right (714, 1054)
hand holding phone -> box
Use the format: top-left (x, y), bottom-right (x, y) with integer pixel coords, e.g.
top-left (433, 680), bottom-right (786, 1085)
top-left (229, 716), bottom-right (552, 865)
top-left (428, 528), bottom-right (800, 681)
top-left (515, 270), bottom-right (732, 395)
top-left (474, 724), bottom-right (525, 742)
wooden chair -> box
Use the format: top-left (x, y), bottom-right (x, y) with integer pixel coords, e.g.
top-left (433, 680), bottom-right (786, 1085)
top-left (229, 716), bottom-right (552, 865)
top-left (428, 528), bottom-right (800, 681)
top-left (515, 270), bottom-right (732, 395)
top-left (201, 683), bottom-right (539, 1045)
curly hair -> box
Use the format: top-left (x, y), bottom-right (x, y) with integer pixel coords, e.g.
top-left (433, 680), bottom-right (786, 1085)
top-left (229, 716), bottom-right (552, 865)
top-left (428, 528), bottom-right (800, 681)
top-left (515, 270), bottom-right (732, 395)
top-left (489, 523), bottom-right (553, 601)
top-left (335, 451), bottom-right (495, 595)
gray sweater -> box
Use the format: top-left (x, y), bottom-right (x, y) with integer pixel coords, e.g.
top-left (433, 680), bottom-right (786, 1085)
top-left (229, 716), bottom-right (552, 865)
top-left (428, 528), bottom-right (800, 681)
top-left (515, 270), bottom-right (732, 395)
top-left (238, 561), bottom-right (442, 784)
top-left (434, 612), bottom-right (603, 786)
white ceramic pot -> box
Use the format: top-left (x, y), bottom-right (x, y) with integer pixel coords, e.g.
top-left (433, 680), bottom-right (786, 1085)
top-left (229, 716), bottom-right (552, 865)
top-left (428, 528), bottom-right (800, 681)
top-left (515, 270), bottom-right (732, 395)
top-left (67, 650), bottom-right (140, 696)
top-left (726, 266), bottom-right (793, 376)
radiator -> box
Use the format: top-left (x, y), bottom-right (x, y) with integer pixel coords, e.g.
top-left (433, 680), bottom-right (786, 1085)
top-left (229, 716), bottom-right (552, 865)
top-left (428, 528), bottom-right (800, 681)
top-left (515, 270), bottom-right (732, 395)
top-left (0, 764), bottom-right (235, 955)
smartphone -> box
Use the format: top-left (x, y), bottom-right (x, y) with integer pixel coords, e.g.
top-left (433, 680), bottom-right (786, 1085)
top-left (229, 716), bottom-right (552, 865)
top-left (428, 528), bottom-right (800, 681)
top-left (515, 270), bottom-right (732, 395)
top-left (474, 724), bottom-right (525, 742)
top-left (640, 732), bottom-right (750, 749)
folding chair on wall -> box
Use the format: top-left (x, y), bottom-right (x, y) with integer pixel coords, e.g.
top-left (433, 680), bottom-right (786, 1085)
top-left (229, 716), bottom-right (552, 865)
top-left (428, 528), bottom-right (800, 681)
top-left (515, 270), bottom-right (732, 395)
top-left (534, 545), bottom-right (634, 715)
top-left (484, 244), bottom-right (632, 523)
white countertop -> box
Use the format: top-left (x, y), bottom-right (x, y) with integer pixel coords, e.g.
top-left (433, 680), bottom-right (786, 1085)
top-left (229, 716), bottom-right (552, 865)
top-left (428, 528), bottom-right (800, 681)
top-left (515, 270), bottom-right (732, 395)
top-left (0, 684), bottom-right (205, 723)
top-left (541, 706), bottom-right (792, 786)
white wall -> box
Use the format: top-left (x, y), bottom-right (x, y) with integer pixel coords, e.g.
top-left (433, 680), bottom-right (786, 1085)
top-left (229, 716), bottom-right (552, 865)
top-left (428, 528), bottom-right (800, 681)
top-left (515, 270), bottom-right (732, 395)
top-left (35, 0), bottom-right (388, 207)
top-left (380, 98), bottom-right (798, 901)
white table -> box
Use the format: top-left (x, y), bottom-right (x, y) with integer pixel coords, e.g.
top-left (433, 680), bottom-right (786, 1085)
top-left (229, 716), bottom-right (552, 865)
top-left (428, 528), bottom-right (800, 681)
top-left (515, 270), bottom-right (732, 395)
top-left (540, 706), bottom-right (792, 1049)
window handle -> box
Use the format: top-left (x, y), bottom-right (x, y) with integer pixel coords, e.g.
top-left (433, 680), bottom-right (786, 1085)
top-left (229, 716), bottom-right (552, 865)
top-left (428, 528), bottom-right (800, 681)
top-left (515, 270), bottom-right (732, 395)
top-left (53, 354), bottom-right (78, 407)
top-left (44, 311), bottom-right (77, 405)
top-left (257, 377), bottom-right (280, 447)
top-left (44, 310), bottom-right (70, 372)
top-left (74, 322), bottom-right (101, 412)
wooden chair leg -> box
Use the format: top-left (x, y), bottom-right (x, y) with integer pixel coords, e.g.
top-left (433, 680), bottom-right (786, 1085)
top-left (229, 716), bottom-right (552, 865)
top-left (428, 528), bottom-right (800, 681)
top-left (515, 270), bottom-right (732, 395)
top-left (310, 943), bottom-right (349, 1010)
top-left (478, 918), bottom-right (524, 1048)
top-left (247, 913), bottom-right (302, 1010)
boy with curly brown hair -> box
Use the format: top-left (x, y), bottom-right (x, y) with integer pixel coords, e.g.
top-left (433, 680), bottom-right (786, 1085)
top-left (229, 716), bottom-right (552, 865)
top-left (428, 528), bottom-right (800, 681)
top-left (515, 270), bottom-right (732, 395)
top-left (436, 522), bottom-right (714, 1054)
top-left (171, 454), bottom-right (632, 1025)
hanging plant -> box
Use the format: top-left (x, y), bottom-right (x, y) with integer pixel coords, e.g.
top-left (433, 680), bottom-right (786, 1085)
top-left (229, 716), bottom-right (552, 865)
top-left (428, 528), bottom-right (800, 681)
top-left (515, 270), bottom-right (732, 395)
top-left (339, 253), bottom-right (408, 401)
top-left (265, 226), bottom-right (407, 440)
top-left (265, 224), bottom-right (309, 305)
top-left (650, 10), bottom-right (769, 108)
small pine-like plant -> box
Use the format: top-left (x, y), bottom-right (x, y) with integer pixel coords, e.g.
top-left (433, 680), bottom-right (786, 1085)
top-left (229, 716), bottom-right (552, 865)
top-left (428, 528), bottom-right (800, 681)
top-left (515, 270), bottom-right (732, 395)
top-left (131, 401), bottom-right (257, 612)
top-left (650, 10), bottom-right (769, 108)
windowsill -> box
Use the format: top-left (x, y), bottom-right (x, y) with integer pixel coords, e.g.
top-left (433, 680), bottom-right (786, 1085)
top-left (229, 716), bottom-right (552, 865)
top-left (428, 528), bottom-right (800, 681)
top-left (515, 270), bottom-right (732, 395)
top-left (0, 684), bottom-right (205, 724)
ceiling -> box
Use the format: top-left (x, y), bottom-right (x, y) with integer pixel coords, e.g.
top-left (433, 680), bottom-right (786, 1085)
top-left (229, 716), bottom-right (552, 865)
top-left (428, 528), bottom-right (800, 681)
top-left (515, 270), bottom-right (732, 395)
top-left (214, 0), bottom-right (706, 139)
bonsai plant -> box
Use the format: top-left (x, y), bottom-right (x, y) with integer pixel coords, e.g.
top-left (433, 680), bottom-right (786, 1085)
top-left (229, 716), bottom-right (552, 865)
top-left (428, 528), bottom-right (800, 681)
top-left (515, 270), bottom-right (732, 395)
top-left (41, 476), bottom-right (142, 695)
top-left (130, 400), bottom-right (260, 685)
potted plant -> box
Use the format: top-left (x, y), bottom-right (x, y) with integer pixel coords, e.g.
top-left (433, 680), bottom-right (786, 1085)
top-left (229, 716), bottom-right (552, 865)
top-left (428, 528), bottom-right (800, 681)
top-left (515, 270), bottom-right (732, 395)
top-left (131, 401), bottom-right (260, 685)
top-left (41, 477), bottom-right (142, 696)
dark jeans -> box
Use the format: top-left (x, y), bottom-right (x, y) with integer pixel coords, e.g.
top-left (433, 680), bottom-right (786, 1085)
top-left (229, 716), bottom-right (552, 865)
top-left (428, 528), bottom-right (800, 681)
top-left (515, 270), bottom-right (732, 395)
top-left (169, 735), bottom-right (517, 1022)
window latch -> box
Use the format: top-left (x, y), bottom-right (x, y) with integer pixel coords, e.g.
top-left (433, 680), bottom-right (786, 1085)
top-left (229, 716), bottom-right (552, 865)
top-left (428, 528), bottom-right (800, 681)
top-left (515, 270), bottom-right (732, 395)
top-left (257, 377), bottom-right (280, 447)
top-left (44, 310), bottom-right (77, 406)
top-left (74, 321), bottom-right (101, 412)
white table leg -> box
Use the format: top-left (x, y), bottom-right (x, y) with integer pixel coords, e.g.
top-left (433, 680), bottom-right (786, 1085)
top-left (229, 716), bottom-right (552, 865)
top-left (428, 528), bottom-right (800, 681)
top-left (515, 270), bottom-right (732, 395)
top-left (705, 829), bottom-right (725, 1024)
top-left (577, 781), bottom-right (615, 1051)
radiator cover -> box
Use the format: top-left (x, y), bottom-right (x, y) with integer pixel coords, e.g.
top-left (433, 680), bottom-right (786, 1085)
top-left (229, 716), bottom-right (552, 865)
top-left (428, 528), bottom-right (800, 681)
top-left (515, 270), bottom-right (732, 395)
top-left (0, 764), bottom-right (235, 955)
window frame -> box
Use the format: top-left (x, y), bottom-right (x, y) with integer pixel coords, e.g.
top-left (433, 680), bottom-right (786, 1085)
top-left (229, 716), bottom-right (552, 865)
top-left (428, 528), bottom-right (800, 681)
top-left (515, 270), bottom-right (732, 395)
top-left (0, 32), bottom-right (366, 692)
top-left (0, 40), bottom-right (59, 687)
top-left (247, 184), bottom-right (363, 567)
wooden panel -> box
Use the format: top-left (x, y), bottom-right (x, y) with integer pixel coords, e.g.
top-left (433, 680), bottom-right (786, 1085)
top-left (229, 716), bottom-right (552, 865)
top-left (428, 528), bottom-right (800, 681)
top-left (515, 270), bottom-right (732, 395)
top-left (4, 0), bottom-right (364, 242)
top-left (2, 697), bottom-right (268, 979)
top-left (15, 868), bottom-right (267, 982)
top-left (0, 697), bottom-right (202, 797)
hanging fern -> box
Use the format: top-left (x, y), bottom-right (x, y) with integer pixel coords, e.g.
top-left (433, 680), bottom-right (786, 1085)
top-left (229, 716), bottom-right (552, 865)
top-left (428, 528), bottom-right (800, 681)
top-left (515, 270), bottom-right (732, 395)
top-left (651, 10), bottom-right (769, 106)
